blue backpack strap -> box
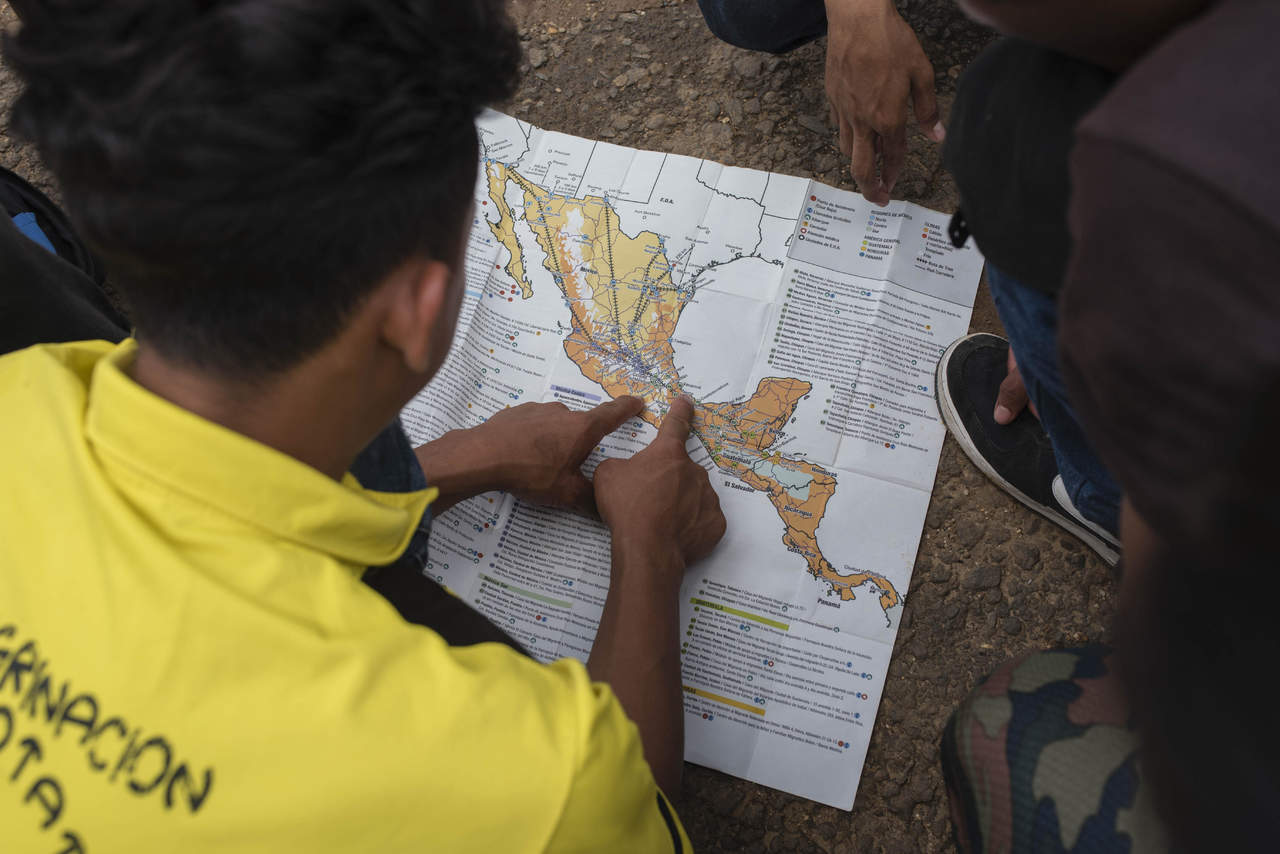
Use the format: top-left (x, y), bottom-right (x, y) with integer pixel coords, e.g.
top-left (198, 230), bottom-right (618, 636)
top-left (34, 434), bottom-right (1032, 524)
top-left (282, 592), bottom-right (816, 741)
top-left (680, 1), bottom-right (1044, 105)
top-left (11, 210), bottom-right (57, 254)
top-left (0, 165), bottom-right (105, 285)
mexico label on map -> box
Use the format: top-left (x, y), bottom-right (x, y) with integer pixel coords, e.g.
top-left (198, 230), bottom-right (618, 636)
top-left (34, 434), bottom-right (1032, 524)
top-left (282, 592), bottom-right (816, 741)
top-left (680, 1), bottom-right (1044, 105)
top-left (401, 110), bottom-right (984, 810)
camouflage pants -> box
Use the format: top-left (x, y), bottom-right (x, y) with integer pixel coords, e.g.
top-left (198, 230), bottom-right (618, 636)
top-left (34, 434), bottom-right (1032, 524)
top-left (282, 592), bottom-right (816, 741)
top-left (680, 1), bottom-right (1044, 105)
top-left (941, 646), bottom-right (1169, 853)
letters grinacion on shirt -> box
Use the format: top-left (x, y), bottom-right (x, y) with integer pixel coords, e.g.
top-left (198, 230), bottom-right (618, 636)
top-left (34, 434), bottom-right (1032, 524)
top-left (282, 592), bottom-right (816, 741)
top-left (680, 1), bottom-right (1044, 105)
top-left (1, 623), bottom-right (212, 851)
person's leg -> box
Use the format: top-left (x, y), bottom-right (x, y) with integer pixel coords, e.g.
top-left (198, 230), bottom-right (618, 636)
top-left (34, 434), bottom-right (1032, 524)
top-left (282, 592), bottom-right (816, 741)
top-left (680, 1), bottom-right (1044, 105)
top-left (942, 646), bottom-right (1168, 853)
top-left (986, 265), bottom-right (1123, 537)
top-left (696, 0), bottom-right (828, 54)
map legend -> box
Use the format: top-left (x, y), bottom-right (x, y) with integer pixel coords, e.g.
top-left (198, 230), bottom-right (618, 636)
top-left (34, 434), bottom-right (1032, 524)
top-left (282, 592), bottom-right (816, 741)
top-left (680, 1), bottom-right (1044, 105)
top-left (788, 182), bottom-right (983, 307)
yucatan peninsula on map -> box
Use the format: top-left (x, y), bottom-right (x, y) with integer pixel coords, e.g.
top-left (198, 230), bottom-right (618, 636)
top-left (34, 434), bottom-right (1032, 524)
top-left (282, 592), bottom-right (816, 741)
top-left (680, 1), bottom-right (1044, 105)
top-left (484, 159), bottom-right (901, 619)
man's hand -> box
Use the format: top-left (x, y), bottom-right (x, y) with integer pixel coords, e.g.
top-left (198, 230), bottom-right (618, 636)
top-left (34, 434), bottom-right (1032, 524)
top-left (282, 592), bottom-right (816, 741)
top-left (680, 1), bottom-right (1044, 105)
top-left (593, 395), bottom-right (727, 574)
top-left (414, 396), bottom-right (644, 515)
top-left (825, 0), bottom-right (942, 206)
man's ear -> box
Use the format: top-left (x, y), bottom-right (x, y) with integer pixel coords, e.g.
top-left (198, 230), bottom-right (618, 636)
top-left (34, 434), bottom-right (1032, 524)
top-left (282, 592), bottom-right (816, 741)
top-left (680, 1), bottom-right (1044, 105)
top-left (380, 258), bottom-right (454, 374)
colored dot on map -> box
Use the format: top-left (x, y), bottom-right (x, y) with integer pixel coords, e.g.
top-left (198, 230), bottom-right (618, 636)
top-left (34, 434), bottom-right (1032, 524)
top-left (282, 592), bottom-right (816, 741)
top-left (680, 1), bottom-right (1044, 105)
top-left (838, 740), bottom-right (844, 747)
top-left (860, 253), bottom-right (865, 257)
top-left (855, 713), bottom-right (861, 719)
top-left (477, 553), bottom-right (484, 559)
top-left (495, 264), bottom-right (501, 269)
top-left (508, 297), bottom-right (513, 302)
top-left (810, 195), bottom-right (817, 201)
top-left (702, 713), bottom-right (708, 720)
top-left (483, 523), bottom-right (489, 529)
top-left (482, 201), bottom-right (488, 206)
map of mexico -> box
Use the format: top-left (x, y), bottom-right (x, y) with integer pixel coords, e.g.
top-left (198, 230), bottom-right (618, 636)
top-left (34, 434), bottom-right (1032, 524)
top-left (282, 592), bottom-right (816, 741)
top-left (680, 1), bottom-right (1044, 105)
top-left (486, 159), bottom-right (903, 616)
top-left (399, 111), bottom-right (984, 809)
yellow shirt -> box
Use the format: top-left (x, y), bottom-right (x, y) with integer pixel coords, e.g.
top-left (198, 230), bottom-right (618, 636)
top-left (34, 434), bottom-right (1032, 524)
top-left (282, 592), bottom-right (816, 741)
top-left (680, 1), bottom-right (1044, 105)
top-left (0, 340), bottom-right (689, 853)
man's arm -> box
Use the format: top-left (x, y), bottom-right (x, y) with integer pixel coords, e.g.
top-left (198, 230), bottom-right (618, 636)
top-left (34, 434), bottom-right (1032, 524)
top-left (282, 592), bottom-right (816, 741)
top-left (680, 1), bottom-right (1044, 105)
top-left (415, 394), bottom-right (726, 793)
top-left (825, 0), bottom-right (942, 206)
top-left (584, 536), bottom-right (687, 795)
top-left (588, 395), bottom-right (726, 796)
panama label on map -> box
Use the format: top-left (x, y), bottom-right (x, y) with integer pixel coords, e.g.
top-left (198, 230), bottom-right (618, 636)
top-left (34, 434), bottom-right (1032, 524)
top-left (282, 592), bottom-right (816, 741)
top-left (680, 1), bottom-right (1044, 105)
top-left (401, 111), bottom-right (984, 809)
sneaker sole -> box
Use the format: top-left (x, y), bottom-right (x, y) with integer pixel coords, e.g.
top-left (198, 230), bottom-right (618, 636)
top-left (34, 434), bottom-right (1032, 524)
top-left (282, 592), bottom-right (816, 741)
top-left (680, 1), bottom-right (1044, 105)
top-left (935, 335), bottom-right (1120, 567)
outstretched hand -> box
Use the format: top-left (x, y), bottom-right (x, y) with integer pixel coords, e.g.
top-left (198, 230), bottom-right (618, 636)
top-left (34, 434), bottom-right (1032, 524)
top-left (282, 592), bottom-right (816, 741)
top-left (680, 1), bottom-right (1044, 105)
top-left (594, 395), bottom-right (726, 573)
top-left (483, 396), bottom-right (646, 514)
top-left (414, 396), bottom-right (644, 516)
top-left (825, 0), bottom-right (943, 206)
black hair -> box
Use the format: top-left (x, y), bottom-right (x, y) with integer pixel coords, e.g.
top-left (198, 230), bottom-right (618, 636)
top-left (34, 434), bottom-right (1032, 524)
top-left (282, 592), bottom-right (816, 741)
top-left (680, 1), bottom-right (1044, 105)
top-left (4, 0), bottom-right (520, 376)
top-left (1118, 382), bottom-right (1280, 851)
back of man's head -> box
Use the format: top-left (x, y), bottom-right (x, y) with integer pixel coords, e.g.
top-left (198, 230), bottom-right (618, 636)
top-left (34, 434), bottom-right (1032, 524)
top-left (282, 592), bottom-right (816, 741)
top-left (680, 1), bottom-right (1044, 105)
top-left (4, 0), bottom-right (519, 377)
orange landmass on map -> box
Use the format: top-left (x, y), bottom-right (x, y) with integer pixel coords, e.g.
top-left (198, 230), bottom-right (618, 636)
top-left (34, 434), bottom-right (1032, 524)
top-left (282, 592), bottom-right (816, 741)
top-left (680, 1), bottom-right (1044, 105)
top-left (708, 382), bottom-right (901, 611)
top-left (485, 160), bottom-right (901, 615)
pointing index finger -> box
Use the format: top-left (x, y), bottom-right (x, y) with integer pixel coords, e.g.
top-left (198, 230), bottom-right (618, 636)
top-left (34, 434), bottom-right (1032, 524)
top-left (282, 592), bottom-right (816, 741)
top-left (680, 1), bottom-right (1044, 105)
top-left (585, 395), bottom-right (644, 443)
top-left (849, 123), bottom-right (887, 207)
top-left (658, 394), bottom-right (695, 444)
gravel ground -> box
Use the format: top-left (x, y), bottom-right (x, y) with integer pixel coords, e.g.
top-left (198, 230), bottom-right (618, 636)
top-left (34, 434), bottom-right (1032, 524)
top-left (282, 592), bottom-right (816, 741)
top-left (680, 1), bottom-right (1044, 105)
top-left (1, 2), bottom-right (1119, 851)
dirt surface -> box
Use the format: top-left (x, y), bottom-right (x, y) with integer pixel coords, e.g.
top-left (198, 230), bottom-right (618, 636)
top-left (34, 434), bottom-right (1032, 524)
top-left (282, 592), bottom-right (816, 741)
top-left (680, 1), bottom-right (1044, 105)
top-left (1, 3), bottom-right (1119, 851)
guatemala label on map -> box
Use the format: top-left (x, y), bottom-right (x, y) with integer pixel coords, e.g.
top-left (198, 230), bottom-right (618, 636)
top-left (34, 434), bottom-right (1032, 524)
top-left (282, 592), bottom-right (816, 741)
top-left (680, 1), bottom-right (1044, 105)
top-left (400, 110), bottom-right (984, 810)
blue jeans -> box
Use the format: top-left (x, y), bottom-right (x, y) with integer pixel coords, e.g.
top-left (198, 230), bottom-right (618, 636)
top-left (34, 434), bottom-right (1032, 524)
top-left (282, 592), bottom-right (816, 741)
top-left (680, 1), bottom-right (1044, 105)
top-left (988, 265), bottom-right (1122, 536)
top-left (350, 419), bottom-right (433, 571)
top-left (696, 0), bottom-right (826, 53)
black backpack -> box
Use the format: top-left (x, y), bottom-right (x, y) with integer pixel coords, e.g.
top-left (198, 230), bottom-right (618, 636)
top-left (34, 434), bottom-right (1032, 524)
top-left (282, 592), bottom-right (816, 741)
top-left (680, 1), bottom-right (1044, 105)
top-left (0, 165), bottom-right (128, 351)
top-left (1, 164), bottom-right (105, 284)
